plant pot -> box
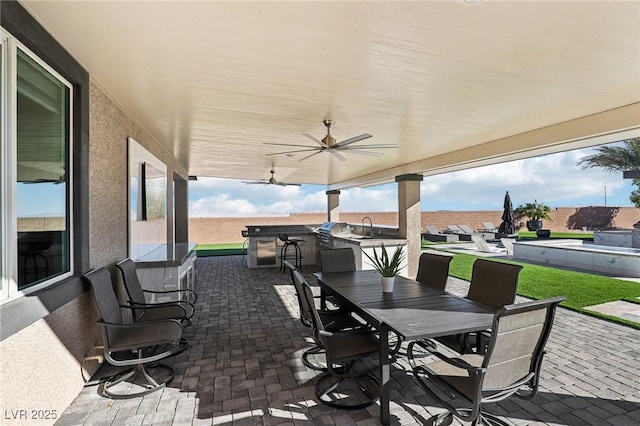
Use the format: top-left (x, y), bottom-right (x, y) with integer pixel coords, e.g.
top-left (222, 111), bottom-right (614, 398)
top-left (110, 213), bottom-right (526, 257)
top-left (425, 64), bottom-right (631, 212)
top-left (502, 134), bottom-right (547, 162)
top-left (381, 276), bottom-right (395, 293)
top-left (526, 220), bottom-right (543, 231)
top-left (536, 229), bottom-right (551, 239)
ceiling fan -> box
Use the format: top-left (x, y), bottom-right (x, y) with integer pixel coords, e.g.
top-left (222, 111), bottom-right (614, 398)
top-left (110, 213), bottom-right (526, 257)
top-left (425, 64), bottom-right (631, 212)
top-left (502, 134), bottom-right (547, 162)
top-left (265, 120), bottom-right (398, 162)
top-left (242, 169), bottom-right (301, 187)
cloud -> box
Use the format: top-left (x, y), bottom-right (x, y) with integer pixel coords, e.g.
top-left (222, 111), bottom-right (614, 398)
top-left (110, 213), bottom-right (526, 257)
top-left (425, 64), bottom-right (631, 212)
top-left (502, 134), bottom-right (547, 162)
top-left (189, 145), bottom-right (635, 217)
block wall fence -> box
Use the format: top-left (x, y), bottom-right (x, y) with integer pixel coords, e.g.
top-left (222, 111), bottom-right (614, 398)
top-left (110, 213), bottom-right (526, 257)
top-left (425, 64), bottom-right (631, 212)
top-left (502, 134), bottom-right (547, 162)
top-left (188, 206), bottom-right (640, 244)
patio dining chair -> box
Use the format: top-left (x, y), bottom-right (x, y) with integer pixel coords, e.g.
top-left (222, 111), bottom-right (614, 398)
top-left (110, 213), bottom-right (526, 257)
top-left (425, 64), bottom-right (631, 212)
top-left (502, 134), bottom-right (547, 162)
top-left (435, 258), bottom-right (522, 354)
top-left (318, 248), bottom-right (357, 310)
top-left (415, 252), bottom-right (453, 291)
top-left (116, 258), bottom-right (197, 325)
top-left (299, 270), bottom-right (381, 410)
top-left (84, 268), bottom-right (187, 399)
top-left (285, 261), bottom-right (367, 372)
top-left (319, 247), bottom-right (356, 273)
top-left (407, 296), bottom-right (565, 426)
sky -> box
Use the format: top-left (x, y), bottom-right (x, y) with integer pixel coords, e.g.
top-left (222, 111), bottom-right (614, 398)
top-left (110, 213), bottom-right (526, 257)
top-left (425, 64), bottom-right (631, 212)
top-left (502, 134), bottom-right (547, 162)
top-left (188, 143), bottom-right (637, 218)
top-left (15, 142), bottom-right (636, 218)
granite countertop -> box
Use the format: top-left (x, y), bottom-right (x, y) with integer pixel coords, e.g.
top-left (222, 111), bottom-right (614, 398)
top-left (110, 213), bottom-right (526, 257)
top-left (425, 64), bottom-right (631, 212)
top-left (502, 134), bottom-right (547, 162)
top-left (134, 242), bottom-right (197, 267)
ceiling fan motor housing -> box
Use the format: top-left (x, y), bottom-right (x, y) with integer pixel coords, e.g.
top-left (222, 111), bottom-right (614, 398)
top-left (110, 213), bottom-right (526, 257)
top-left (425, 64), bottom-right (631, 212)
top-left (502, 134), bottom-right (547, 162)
top-left (322, 120), bottom-right (336, 147)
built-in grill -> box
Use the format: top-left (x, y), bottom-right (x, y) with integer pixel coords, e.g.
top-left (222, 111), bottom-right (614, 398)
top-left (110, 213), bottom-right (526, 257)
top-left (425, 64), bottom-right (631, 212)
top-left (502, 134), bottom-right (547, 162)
top-left (317, 222), bottom-right (350, 248)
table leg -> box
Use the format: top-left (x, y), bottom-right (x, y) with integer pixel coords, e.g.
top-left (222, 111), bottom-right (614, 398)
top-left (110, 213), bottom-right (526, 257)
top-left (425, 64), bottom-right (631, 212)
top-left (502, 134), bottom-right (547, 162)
top-left (380, 323), bottom-right (390, 425)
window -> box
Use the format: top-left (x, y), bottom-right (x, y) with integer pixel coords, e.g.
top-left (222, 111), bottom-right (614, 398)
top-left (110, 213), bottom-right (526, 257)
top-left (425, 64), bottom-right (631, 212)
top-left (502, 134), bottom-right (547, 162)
top-left (1, 31), bottom-right (73, 300)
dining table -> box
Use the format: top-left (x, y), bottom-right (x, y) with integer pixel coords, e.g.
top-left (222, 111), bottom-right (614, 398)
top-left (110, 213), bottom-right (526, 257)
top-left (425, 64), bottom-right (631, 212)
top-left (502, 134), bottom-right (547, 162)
top-left (314, 269), bottom-right (496, 425)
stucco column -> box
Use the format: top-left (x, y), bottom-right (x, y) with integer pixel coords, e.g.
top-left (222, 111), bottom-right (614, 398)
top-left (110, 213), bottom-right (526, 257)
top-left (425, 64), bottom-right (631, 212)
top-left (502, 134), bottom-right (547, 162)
top-left (327, 190), bottom-right (341, 222)
top-left (396, 174), bottom-right (423, 278)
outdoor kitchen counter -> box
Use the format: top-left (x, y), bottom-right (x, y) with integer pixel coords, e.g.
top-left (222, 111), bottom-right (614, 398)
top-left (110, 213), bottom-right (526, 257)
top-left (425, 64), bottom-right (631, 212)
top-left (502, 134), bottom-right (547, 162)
top-left (245, 224), bottom-right (319, 237)
top-left (245, 224), bottom-right (319, 268)
top-left (331, 234), bottom-right (407, 246)
top-left (330, 232), bottom-right (409, 276)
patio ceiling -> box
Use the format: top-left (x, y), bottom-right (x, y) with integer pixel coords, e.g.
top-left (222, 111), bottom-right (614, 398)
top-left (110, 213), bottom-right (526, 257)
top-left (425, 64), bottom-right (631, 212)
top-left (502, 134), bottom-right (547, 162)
top-left (20, 0), bottom-right (640, 189)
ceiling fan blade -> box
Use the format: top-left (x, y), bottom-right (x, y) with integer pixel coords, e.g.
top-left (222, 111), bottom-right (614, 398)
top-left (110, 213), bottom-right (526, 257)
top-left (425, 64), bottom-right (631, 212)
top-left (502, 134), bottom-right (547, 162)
top-left (298, 150), bottom-right (324, 162)
top-left (242, 181), bottom-right (268, 185)
top-left (342, 143), bottom-right (398, 149)
top-left (266, 142), bottom-right (317, 148)
top-left (266, 147), bottom-right (320, 156)
top-left (276, 181), bottom-right (301, 187)
top-left (303, 133), bottom-right (325, 147)
top-left (330, 150), bottom-right (347, 161)
top-left (335, 133), bottom-right (372, 148)
top-left (338, 149), bottom-right (384, 157)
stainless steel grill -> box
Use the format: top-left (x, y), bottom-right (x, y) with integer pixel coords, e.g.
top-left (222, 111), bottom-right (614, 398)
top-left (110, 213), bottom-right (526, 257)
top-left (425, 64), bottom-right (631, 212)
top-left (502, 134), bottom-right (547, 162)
top-left (317, 222), bottom-right (349, 248)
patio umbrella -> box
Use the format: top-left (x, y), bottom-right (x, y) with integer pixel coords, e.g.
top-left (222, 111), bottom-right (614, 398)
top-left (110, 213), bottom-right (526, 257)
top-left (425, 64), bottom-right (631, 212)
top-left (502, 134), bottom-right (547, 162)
top-left (498, 191), bottom-right (516, 235)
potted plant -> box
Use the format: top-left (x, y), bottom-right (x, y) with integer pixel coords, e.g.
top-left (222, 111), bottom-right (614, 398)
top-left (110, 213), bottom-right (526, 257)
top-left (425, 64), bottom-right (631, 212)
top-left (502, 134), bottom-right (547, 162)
top-left (362, 243), bottom-right (405, 292)
top-left (514, 200), bottom-right (552, 231)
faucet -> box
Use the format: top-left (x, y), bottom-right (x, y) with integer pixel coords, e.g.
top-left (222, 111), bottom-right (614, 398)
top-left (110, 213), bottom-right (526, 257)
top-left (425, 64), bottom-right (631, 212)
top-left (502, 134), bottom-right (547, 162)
top-left (362, 216), bottom-right (373, 237)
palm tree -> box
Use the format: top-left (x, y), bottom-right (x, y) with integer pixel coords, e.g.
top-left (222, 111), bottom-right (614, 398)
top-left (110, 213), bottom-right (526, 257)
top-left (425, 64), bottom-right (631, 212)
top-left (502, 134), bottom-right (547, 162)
top-left (578, 138), bottom-right (640, 208)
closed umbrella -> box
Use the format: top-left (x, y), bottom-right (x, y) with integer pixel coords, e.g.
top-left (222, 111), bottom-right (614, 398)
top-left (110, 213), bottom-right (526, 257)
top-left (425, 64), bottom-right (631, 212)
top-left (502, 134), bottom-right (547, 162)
top-left (498, 191), bottom-right (516, 235)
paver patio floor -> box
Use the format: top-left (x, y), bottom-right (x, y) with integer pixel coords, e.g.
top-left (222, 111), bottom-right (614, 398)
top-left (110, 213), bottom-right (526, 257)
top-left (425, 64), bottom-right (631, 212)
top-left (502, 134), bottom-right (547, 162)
top-left (57, 255), bottom-right (640, 425)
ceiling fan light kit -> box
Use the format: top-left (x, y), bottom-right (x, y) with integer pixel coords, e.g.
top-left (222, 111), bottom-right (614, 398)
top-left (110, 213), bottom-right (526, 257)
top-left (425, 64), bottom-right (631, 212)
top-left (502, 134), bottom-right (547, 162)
top-left (265, 120), bottom-right (398, 162)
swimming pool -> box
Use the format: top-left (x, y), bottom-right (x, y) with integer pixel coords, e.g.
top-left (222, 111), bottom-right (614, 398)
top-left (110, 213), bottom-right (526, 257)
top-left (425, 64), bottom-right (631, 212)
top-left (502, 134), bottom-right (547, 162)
top-left (512, 239), bottom-right (640, 278)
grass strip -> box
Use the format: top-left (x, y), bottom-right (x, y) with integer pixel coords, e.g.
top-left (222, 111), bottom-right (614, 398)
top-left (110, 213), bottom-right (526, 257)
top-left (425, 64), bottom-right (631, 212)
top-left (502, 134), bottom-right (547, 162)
top-left (196, 243), bottom-right (244, 256)
top-left (442, 251), bottom-right (640, 329)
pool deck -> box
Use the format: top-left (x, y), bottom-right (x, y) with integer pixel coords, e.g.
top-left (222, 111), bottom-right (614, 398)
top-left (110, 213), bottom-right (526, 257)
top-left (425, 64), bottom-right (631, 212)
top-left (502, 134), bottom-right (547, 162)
top-left (56, 255), bottom-right (640, 425)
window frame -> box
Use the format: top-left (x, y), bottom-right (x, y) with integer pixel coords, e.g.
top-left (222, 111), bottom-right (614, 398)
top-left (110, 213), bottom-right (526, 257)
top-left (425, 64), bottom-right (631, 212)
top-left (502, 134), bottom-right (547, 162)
top-left (1, 31), bottom-right (74, 302)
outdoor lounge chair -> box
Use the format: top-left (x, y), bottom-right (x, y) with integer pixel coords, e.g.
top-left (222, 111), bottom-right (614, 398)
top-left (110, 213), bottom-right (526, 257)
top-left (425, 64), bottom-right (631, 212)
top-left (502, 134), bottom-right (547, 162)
top-left (500, 238), bottom-right (517, 256)
top-left (481, 222), bottom-right (499, 232)
top-left (422, 226), bottom-right (459, 243)
top-left (445, 225), bottom-right (473, 241)
top-left (407, 296), bottom-right (565, 426)
top-left (458, 224), bottom-right (498, 241)
top-left (415, 252), bottom-right (453, 291)
top-left (471, 235), bottom-right (507, 254)
top-left (116, 258), bottom-right (197, 325)
top-left (84, 267), bottom-right (187, 399)
top-left (299, 270), bottom-right (381, 410)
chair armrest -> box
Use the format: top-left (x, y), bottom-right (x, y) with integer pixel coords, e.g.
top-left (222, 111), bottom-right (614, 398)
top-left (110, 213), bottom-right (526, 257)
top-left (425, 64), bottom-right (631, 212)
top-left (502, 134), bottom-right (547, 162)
top-left (98, 318), bottom-right (183, 330)
top-left (319, 327), bottom-right (376, 338)
top-left (120, 303), bottom-right (188, 317)
top-left (126, 299), bottom-right (194, 310)
top-left (143, 288), bottom-right (198, 303)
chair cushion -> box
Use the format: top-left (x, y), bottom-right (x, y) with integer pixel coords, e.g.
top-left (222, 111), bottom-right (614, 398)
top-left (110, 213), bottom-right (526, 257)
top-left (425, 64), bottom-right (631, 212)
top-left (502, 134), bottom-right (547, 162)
top-left (321, 332), bottom-right (379, 363)
top-left (109, 320), bottom-right (183, 352)
top-left (138, 302), bottom-right (194, 322)
top-left (424, 353), bottom-right (483, 401)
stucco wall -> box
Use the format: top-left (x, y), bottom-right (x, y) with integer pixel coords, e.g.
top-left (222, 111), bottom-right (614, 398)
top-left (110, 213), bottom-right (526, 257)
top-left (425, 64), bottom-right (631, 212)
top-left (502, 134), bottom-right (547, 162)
top-left (89, 82), bottom-right (187, 267)
top-left (1, 81), bottom-right (189, 425)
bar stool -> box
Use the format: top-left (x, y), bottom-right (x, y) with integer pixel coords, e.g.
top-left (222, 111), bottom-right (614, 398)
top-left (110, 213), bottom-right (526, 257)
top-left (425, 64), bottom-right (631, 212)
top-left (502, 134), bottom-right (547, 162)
top-left (241, 229), bottom-right (249, 261)
top-left (279, 234), bottom-right (304, 272)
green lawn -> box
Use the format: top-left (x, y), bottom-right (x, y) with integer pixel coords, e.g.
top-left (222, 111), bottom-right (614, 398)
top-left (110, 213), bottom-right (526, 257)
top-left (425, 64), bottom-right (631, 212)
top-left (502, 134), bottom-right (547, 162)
top-left (517, 231), bottom-right (594, 240)
top-left (442, 251), bottom-right (640, 329)
top-left (196, 242), bottom-right (244, 256)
